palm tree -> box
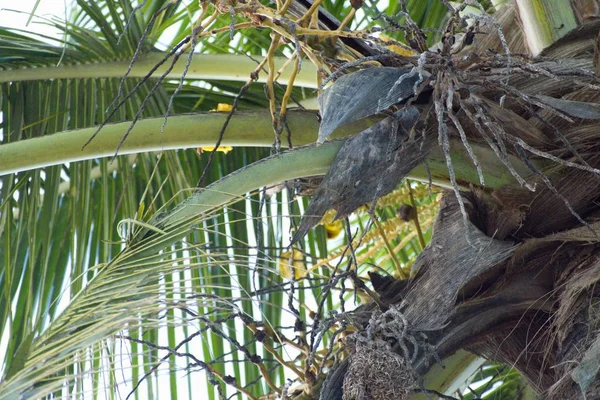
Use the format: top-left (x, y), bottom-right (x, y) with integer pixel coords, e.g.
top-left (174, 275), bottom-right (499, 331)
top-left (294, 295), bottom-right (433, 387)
top-left (1, 0), bottom-right (600, 399)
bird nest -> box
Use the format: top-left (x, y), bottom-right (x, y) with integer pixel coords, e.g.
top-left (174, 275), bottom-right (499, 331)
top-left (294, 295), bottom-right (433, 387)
top-left (343, 346), bottom-right (415, 400)
top-left (343, 306), bottom-right (431, 400)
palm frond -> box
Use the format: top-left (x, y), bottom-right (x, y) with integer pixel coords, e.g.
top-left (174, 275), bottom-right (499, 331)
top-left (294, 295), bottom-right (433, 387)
top-left (0, 0), bottom-right (286, 389)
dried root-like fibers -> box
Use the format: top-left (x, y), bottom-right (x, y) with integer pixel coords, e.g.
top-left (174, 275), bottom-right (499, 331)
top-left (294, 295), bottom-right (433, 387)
top-left (343, 346), bottom-right (415, 400)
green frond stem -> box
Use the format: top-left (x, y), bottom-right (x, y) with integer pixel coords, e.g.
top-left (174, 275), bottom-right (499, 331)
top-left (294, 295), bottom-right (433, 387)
top-left (0, 53), bottom-right (318, 88)
top-left (0, 110), bottom-right (532, 185)
top-left (130, 134), bottom-right (532, 259)
top-left (0, 110), bottom-right (331, 176)
top-left (515, 0), bottom-right (578, 55)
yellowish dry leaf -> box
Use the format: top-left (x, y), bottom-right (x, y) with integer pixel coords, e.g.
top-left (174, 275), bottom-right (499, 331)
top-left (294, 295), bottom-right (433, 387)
top-left (198, 146), bottom-right (233, 154)
top-left (279, 250), bottom-right (307, 279)
top-left (379, 34), bottom-right (417, 56)
top-left (324, 220), bottom-right (343, 239)
top-left (215, 103), bottom-right (233, 112)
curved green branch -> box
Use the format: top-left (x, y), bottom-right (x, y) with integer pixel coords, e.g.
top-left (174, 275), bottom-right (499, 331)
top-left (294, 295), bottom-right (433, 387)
top-left (0, 108), bottom-right (531, 185)
top-left (129, 133), bottom-right (532, 257)
top-left (0, 53), bottom-right (318, 87)
top-left (0, 109), bottom-right (337, 176)
top-left (0, 110), bottom-right (360, 175)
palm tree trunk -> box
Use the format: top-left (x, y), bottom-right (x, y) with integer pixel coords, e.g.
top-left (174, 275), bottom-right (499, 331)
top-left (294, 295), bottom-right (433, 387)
top-left (325, 4), bottom-right (600, 398)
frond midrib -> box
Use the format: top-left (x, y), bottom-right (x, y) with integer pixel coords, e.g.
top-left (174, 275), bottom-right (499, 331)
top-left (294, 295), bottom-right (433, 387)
top-left (0, 53), bottom-right (318, 88)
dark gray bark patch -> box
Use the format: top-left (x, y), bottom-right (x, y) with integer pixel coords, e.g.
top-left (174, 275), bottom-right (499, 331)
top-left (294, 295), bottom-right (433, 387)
top-left (401, 192), bottom-right (517, 331)
top-left (293, 107), bottom-right (432, 244)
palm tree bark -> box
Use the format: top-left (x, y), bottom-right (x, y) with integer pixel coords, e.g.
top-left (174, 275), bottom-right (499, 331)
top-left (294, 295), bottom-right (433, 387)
top-left (321, 4), bottom-right (600, 399)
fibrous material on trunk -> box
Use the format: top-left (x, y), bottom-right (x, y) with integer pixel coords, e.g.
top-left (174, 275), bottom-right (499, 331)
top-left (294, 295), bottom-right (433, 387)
top-left (400, 193), bottom-right (517, 332)
top-left (292, 107), bottom-right (433, 244)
